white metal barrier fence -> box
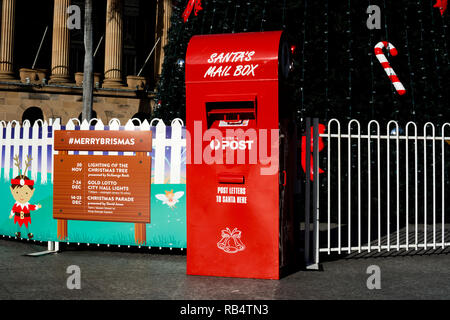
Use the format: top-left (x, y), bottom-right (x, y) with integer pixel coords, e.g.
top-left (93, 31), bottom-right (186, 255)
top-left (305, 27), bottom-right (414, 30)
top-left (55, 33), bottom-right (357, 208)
top-left (305, 118), bottom-right (450, 268)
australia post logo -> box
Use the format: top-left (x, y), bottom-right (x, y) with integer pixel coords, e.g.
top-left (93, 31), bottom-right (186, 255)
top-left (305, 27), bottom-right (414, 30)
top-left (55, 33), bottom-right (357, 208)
top-left (187, 122), bottom-right (279, 176)
top-left (210, 138), bottom-right (254, 151)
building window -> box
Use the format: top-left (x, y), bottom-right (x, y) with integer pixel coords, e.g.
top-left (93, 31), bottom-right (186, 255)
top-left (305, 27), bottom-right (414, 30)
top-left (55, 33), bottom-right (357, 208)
top-left (14, 0), bottom-right (53, 75)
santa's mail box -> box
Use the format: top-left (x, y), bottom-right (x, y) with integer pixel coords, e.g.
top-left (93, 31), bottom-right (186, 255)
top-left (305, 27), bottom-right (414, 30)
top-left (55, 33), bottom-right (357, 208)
top-left (185, 31), bottom-right (299, 279)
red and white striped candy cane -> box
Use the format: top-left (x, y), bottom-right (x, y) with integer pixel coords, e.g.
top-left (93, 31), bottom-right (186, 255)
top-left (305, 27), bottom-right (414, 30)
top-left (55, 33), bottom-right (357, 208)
top-left (374, 41), bottom-right (406, 96)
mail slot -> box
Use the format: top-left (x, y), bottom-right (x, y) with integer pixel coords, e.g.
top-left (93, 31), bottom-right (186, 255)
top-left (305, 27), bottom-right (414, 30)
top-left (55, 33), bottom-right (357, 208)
top-left (185, 31), bottom-right (299, 279)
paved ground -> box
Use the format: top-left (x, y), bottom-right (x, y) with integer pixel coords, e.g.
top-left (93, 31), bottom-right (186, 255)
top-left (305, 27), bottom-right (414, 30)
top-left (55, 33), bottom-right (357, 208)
top-left (1, 238), bottom-right (449, 300)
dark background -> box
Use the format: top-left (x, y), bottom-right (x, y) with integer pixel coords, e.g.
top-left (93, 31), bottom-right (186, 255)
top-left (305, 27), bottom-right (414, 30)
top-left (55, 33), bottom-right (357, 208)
top-left (155, 0), bottom-right (449, 127)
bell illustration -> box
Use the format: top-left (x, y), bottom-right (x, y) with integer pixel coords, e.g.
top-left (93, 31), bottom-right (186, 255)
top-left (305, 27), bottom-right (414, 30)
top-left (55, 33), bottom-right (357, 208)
top-left (217, 227), bottom-right (245, 254)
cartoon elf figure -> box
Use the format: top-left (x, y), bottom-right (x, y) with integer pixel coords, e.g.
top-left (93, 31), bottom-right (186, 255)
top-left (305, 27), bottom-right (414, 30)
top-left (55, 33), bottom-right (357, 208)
top-left (8, 155), bottom-right (41, 239)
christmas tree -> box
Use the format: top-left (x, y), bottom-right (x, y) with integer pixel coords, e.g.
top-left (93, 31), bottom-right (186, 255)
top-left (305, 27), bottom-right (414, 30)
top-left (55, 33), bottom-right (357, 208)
top-left (155, 0), bottom-right (449, 126)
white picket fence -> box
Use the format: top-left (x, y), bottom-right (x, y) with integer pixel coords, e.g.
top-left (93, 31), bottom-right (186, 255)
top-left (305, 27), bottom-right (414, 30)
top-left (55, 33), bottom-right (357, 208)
top-left (0, 118), bottom-right (186, 184)
top-left (305, 118), bottom-right (450, 267)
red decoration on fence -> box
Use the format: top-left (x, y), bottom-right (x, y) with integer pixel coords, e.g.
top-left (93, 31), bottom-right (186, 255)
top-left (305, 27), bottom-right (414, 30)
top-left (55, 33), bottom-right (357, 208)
top-left (301, 124), bottom-right (326, 181)
top-left (182, 0), bottom-right (203, 23)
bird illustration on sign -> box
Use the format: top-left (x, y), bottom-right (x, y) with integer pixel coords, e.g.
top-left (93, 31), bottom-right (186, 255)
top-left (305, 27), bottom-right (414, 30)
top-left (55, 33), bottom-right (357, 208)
top-left (155, 190), bottom-right (185, 209)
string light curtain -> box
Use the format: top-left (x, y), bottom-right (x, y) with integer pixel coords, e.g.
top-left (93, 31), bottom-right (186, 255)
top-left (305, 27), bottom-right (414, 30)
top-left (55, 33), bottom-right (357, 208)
top-left (154, 0), bottom-right (449, 125)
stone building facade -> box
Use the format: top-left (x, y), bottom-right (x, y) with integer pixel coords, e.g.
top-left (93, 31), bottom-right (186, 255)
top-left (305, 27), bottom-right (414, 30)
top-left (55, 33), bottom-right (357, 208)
top-left (0, 0), bottom-right (172, 124)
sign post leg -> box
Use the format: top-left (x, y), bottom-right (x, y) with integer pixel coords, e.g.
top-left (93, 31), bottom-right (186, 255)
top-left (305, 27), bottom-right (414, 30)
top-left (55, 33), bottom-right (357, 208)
top-left (57, 219), bottom-right (68, 240)
top-left (135, 223), bottom-right (146, 245)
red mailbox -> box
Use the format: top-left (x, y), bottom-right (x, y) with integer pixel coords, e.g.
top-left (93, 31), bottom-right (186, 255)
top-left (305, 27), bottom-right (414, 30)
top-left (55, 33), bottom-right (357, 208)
top-left (185, 31), bottom-right (299, 279)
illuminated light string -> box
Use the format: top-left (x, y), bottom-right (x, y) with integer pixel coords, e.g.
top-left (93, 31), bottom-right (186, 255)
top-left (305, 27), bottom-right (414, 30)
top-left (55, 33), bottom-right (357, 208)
top-left (221, 0), bottom-right (232, 32)
top-left (437, 1), bottom-right (449, 65)
top-left (185, 9), bottom-right (195, 46)
top-left (429, 0), bottom-right (444, 109)
top-left (167, 4), bottom-right (190, 104)
top-left (244, 0), bottom-right (251, 32)
top-left (299, 0), bottom-right (308, 116)
top-left (159, 3), bottom-right (184, 111)
top-left (281, 0), bottom-right (287, 30)
top-left (209, 0), bottom-right (217, 34)
top-left (162, 0), bottom-right (200, 115)
top-left (403, 3), bottom-right (417, 118)
top-left (417, 0), bottom-right (428, 104)
top-left (200, 0), bottom-right (208, 34)
top-left (382, 0), bottom-right (389, 42)
top-left (368, 0), bottom-right (376, 119)
top-left (382, 0), bottom-right (400, 114)
top-left (324, 0), bottom-right (330, 118)
top-left (260, 0), bottom-right (268, 31)
top-left (231, 0), bottom-right (240, 33)
top-left (347, 0), bottom-right (353, 118)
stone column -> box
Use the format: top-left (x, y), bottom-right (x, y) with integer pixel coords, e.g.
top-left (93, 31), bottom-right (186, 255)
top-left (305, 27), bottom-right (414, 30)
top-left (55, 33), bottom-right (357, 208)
top-left (0, 0), bottom-right (16, 80)
top-left (50, 0), bottom-right (72, 84)
top-left (154, 0), bottom-right (172, 78)
top-left (103, 0), bottom-right (124, 88)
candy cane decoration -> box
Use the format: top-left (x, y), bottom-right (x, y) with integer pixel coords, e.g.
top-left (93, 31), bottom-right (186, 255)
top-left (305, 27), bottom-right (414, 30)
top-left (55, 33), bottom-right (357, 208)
top-left (374, 41), bottom-right (406, 96)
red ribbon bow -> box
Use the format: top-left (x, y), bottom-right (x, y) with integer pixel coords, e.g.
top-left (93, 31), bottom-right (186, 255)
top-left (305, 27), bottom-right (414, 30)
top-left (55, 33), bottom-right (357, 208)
top-left (182, 0), bottom-right (203, 23)
top-left (301, 124), bottom-right (326, 181)
top-left (434, 0), bottom-right (448, 16)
